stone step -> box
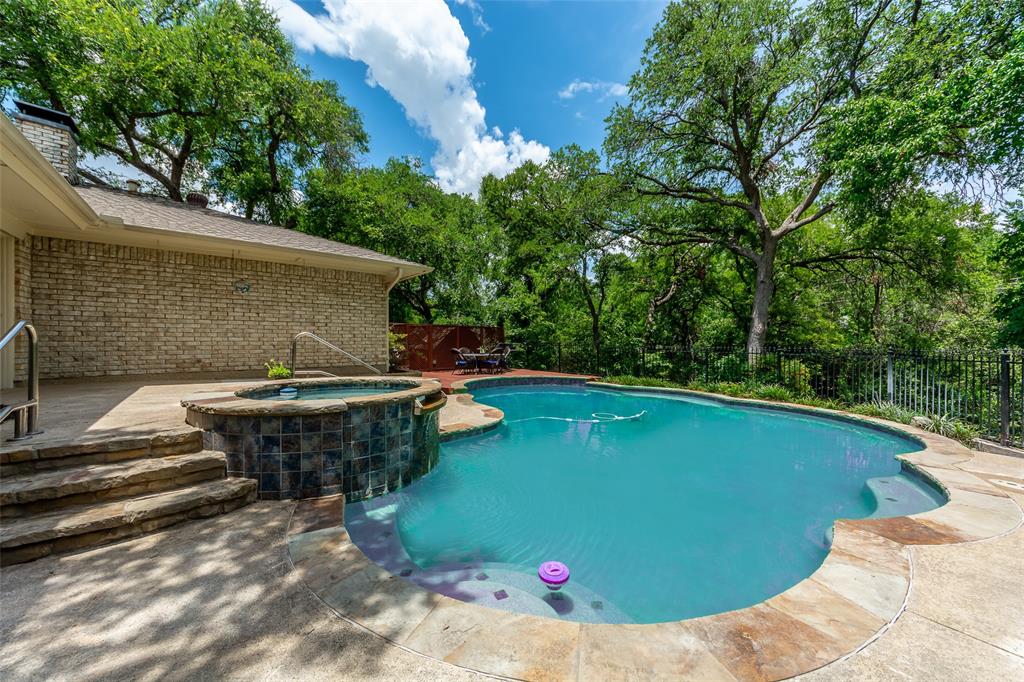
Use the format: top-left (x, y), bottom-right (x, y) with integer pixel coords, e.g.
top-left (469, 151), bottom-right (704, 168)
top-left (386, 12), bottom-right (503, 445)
top-left (0, 451), bottom-right (226, 518)
top-left (0, 477), bottom-right (257, 566)
top-left (0, 429), bottom-right (203, 477)
top-left (863, 474), bottom-right (946, 519)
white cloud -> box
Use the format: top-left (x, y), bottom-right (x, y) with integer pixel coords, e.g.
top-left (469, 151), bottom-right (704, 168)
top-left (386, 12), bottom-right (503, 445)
top-left (452, 0), bottom-right (490, 33)
top-left (558, 79), bottom-right (628, 101)
top-left (267, 0), bottom-right (546, 195)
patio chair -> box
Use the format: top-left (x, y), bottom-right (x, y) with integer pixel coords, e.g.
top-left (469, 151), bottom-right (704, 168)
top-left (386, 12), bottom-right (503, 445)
top-left (492, 343), bottom-right (513, 373)
top-left (451, 347), bottom-right (477, 374)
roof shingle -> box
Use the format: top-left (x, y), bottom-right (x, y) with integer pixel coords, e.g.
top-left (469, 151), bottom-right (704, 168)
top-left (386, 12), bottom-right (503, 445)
top-left (74, 184), bottom-right (426, 272)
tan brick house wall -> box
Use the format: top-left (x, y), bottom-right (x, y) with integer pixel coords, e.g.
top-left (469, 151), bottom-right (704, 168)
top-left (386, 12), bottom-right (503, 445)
top-left (6, 235), bottom-right (33, 383)
top-left (19, 236), bottom-right (387, 379)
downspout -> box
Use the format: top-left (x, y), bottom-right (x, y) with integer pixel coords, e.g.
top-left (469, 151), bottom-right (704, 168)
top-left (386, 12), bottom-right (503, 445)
top-left (384, 268), bottom-right (404, 372)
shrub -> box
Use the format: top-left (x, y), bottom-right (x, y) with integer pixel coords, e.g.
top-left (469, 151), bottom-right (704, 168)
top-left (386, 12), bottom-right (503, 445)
top-left (603, 375), bottom-right (685, 389)
top-left (918, 414), bottom-right (980, 446)
top-left (849, 400), bottom-right (916, 424)
top-left (264, 359), bottom-right (292, 380)
top-left (388, 331), bottom-right (408, 369)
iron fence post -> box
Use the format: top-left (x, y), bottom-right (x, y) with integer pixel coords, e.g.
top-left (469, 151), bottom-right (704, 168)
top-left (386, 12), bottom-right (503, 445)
top-left (557, 341), bottom-right (562, 373)
top-left (887, 346), bottom-right (895, 402)
top-left (1000, 350), bottom-right (1011, 445)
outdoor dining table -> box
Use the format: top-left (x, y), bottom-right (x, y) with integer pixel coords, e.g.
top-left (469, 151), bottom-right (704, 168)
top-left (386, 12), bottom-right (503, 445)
top-left (460, 352), bottom-right (504, 373)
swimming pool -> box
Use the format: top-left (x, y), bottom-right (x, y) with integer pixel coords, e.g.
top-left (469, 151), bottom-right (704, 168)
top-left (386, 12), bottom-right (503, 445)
top-left (252, 385), bottom-right (408, 400)
top-left (347, 383), bottom-right (945, 624)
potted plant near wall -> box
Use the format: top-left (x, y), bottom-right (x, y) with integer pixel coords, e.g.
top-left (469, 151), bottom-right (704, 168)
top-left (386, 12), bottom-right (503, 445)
top-left (388, 331), bottom-right (408, 372)
top-left (264, 359), bottom-right (292, 379)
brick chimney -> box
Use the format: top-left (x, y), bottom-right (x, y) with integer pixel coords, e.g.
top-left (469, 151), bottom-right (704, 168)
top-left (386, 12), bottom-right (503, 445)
top-left (12, 100), bottom-right (79, 184)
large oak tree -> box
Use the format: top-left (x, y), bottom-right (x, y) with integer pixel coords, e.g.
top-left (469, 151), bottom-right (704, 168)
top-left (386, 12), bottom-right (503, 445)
top-left (0, 0), bottom-right (366, 219)
top-left (606, 0), bottom-right (1022, 353)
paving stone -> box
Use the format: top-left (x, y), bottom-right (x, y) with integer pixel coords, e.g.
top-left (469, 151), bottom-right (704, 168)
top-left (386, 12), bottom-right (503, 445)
top-left (578, 622), bottom-right (736, 680)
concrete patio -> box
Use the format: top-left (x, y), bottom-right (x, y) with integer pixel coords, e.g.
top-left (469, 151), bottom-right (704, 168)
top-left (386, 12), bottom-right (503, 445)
top-left (0, 377), bottom-right (268, 451)
top-left (0, 448), bottom-right (1020, 681)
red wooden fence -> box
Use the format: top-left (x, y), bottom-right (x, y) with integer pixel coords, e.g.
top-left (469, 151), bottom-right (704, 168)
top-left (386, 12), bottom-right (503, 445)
top-left (390, 324), bottom-right (505, 371)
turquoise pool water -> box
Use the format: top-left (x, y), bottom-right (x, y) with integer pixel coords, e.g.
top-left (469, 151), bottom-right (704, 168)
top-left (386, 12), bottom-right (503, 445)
top-left (347, 384), bottom-right (944, 624)
top-left (260, 385), bottom-right (407, 400)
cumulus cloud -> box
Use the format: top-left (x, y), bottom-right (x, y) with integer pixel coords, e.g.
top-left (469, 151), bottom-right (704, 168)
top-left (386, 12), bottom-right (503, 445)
top-left (558, 79), bottom-right (629, 101)
top-left (267, 0), bottom-right (546, 195)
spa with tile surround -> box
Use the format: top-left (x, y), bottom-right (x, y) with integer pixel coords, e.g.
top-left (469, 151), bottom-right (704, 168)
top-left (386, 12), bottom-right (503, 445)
top-left (181, 377), bottom-right (445, 501)
top-left (286, 377), bottom-right (1023, 680)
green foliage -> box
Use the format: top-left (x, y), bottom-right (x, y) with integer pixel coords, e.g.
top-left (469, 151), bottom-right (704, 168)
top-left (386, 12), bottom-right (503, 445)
top-left (2, 0), bottom-right (1016, 368)
top-left (994, 209), bottom-right (1024, 346)
top-left (479, 146), bottom-right (623, 365)
top-left (300, 157), bottom-right (491, 324)
top-left (604, 377), bottom-right (978, 444)
top-left (917, 414), bottom-right (981, 445)
top-left (848, 401), bottom-right (918, 425)
top-left (264, 359), bottom-right (292, 380)
top-left (0, 0), bottom-right (366, 216)
top-left (388, 331), bottom-right (407, 369)
top-left (603, 375), bottom-right (686, 389)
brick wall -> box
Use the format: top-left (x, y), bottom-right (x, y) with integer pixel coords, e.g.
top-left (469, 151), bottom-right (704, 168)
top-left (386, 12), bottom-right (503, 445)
top-left (12, 116), bottom-right (78, 183)
top-left (12, 236), bottom-right (32, 381)
top-left (22, 236), bottom-right (387, 379)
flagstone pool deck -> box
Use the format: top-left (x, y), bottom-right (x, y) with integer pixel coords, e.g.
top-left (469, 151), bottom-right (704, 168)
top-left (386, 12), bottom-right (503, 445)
top-left (1, 377), bottom-right (1022, 680)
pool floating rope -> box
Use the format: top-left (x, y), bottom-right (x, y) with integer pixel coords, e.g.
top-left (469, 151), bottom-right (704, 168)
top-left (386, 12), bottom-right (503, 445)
top-left (538, 561), bottom-right (570, 591)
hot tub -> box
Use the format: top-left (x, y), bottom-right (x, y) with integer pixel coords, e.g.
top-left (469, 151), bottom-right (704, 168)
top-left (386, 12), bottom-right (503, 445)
top-left (181, 377), bottom-right (446, 501)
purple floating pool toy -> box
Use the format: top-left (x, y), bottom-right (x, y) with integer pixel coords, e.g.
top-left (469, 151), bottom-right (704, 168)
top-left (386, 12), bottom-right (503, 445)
top-left (538, 561), bottom-right (570, 591)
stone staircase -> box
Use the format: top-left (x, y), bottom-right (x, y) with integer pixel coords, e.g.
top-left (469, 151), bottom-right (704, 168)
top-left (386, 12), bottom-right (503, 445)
top-left (0, 430), bottom-right (256, 565)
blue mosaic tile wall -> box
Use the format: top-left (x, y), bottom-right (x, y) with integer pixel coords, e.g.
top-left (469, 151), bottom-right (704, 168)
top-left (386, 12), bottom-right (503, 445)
top-left (195, 400), bottom-right (440, 501)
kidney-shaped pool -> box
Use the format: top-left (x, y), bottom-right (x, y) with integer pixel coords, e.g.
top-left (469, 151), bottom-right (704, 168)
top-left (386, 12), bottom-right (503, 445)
top-left (346, 383), bottom-right (945, 624)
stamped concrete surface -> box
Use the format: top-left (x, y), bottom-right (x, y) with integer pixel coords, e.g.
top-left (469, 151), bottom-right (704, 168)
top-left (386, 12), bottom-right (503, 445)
top-left (0, 377), bottom-right (266, 451)
top-left (0, 501), bottom-right (485, 682)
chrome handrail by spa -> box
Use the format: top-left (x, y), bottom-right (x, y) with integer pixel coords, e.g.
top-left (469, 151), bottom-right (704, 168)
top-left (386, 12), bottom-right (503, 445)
top-left (289, 331), bottom-right (384, 376)
top-left (0, 319), bottom-right (42, 440)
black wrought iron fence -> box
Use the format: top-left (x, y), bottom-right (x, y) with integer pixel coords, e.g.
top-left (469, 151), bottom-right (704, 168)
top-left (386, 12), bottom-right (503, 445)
top-left (526, 343), bottom-right (1023, 447)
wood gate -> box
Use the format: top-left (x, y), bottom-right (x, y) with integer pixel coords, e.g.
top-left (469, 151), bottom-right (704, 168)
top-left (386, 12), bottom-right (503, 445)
top-left (390, 324), bottom-right (505, 371)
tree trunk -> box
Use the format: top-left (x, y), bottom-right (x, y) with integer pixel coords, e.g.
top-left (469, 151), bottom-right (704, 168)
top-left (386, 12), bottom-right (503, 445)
top-left (746, 236), bottom-right (778, 355)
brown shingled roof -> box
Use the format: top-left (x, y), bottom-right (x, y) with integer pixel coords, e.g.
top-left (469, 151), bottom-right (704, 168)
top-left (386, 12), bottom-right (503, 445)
top-left (73, 184), bottom-right (429, 275)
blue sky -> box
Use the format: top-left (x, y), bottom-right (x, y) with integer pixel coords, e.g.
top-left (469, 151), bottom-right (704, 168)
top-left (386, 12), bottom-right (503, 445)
top-left (274, 0), bottom-right (666, 193)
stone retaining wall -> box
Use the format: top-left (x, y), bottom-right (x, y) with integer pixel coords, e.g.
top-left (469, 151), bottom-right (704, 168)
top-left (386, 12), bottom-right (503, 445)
top-left (190, 399), bottom-right (440, 501)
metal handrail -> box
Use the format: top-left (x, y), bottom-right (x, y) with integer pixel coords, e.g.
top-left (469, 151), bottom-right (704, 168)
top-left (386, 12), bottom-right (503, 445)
top-left (1, 319), bottom-right (41, 439)
top-left (289, 331), bottom-right (384, 376)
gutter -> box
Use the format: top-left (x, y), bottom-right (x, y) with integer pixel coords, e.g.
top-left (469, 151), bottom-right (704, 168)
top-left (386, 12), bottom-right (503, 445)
top-left (383, 267), bottom-right (404, 372)
top-left (0, 115), bottom-right (101, 232)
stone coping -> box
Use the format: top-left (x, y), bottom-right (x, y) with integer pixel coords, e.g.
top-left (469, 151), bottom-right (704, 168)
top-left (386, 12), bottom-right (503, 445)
top-left (180, 376), bottom-right (444, 416)
top-left (287, 379), bottom-right (1023, 680)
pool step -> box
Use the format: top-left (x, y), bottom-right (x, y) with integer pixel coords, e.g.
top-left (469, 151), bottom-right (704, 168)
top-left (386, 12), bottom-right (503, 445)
top-left (0, 477), bottom-right (257, 566)
top-left (0, 429), bottom-right (203, 477)
top-left (0, 451), bottom-right (227, 518)
top-left (864, 475), bottom-right (943, 519)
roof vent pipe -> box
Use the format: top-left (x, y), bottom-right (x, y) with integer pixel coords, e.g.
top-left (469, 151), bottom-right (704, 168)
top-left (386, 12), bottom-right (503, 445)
top-left (125, 179), bottom-right (140, 193)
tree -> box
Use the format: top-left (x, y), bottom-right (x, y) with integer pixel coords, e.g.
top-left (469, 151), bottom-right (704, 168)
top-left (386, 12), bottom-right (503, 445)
top-left (481, 147), bottom-right (619, 359)
top-left (606, 0), bottom-right (1023, 353)
top-left (0, 0), bottom-right (366, 212)
top-left (995, 209), bottom-right (1024, 347)
top-left (300, 158), bottom-right (490, 324)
